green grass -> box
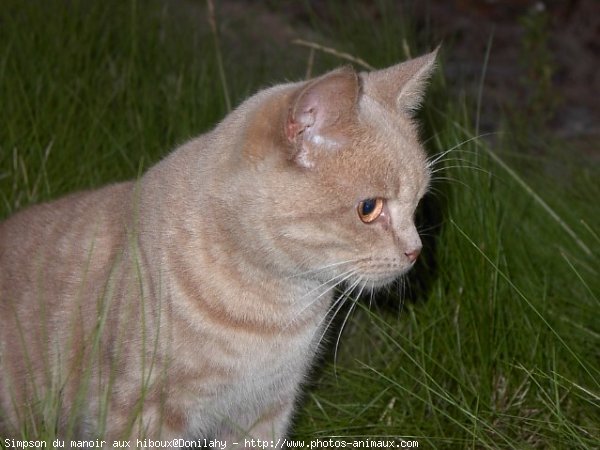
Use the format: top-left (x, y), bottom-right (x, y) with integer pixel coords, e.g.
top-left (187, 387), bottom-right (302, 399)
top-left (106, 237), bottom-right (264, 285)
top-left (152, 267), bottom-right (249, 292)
top-left (0, 0), bottom-right (228, 212)
top-left (1, 1), bottom-right (598, 448)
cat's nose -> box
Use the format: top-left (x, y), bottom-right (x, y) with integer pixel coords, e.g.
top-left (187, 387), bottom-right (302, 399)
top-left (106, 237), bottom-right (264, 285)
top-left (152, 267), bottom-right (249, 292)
top-left (404, 247), bottom-right (421, 263)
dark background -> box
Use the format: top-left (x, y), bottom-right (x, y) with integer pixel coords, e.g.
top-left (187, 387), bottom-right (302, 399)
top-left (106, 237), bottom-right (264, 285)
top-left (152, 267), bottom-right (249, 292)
top-left (208, 0), bottom-right (599, 159)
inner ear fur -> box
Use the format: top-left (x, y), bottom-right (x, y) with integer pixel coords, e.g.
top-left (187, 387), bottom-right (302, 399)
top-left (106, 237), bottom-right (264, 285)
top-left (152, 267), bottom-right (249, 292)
top-left (285, 67), bottom-right (359, 168)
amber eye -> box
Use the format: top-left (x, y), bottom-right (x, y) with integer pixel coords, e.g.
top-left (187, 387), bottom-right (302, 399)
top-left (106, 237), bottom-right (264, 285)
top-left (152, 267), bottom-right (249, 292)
top-left (357, 198), bottom-right (384, 223)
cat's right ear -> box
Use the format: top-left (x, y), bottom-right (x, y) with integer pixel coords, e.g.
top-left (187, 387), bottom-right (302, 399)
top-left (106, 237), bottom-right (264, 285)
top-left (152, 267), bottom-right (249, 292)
top-left (285, 67), bottom-right (359, 169)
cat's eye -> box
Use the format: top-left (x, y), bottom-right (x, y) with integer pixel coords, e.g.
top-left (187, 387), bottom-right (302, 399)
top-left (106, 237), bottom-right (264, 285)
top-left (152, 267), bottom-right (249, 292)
top-left (357, 198), bottom-right (384, 223)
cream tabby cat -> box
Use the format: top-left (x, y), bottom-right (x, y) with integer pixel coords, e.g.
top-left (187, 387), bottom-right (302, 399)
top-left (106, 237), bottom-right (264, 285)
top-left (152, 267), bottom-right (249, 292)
top-left (0, 49), bottom-right (437, 447)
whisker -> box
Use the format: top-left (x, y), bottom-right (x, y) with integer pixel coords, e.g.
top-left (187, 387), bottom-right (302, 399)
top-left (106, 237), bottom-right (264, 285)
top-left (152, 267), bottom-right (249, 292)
top-left (430, 164), bottom-right (491, 176)
top-left (296, 267), bottom-right (357, 302)
top-left (428, 151), bottom-right (483, 168)
top-left (324, 278), bottom-right (360, 326)
top-left (426, 132), bottom-right (497, 169)
top-left (333, 278), bottom-right (366, 375)
top-left (430, 151), bottom-right (481, 159)
top-left (425, 185), bottom-right (445, 197)
top-left (313, 277), bottom-right (361, 352)
top-left (283, 269), bottom-right (358, 331)
top-left (428, 157), bottom-right (483, 171)
top-left (286, 258), bottom-right (359, 280)
top-left (429, 176), bottom-right (470, 188)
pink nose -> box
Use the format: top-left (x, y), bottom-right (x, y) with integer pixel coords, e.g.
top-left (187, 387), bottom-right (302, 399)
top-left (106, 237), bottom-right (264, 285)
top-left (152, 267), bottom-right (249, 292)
top-left (404, 247), bottom-right (421, 263)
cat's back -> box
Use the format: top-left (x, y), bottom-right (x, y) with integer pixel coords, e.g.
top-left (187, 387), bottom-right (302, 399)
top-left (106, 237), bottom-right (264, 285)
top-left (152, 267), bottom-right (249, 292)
top-left (0, 181), bottom-right (134, 304)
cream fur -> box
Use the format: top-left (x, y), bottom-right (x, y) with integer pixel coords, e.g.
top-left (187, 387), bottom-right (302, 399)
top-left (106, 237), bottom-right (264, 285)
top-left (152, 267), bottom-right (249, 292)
top-left (0, 50), bottom-right (437, 447)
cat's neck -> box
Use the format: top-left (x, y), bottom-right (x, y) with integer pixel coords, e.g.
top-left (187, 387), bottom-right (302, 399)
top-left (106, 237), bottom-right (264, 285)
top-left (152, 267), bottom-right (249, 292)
top-left (137, 189), bottom-right (333, 336)
top-left (178, 213), bottom-right (333, 325)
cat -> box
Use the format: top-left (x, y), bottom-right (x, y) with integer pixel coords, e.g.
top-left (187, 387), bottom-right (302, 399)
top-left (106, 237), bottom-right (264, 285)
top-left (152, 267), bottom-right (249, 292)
top-left (0, 48), bottom-right (437, 447)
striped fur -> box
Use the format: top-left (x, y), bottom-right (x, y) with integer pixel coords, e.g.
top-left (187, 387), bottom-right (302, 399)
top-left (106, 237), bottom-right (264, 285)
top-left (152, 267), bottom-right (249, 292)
top-left (0, 50), bottom-right (437, 447)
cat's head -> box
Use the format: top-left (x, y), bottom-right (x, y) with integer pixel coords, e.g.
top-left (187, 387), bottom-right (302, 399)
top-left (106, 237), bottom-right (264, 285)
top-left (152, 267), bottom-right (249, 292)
top-left (230, 49), bottom-right (437, 291)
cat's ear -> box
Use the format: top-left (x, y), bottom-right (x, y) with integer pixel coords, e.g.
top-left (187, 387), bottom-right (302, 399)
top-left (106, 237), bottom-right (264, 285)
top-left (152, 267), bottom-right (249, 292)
top-left (285, 67), bottom-right (359, 169)
top-left (362, 47), bottom-right (439, 115)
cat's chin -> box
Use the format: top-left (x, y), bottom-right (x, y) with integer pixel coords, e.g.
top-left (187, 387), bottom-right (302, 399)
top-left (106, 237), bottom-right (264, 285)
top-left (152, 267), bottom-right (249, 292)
top-left (353, 267), bottom-right (413, 290)
top-left (361, 275), bottom-right (401, 290)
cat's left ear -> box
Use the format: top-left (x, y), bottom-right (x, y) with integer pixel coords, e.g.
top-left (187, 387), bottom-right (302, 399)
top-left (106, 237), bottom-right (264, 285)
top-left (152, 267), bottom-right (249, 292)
top-left (285, 67), bottom-right (359, 169)
top-left (361, 46), bottom-right (439, 115)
